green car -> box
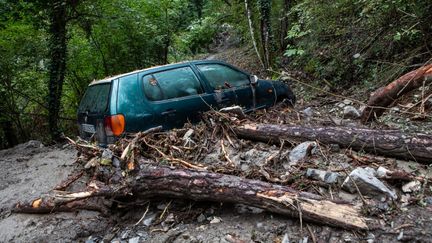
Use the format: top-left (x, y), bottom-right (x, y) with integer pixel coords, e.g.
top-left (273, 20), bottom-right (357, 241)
top-left (78, 60), bottom-right (295, 145)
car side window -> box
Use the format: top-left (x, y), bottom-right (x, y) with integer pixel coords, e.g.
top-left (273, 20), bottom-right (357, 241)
top-left (197, 64), bottom-right (250, 90)
top-left (143, 67), bottom-right (203, 101)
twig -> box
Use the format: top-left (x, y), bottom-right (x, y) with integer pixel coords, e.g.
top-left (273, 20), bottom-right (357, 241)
top-left (135, 202), bottom-right (150, 226)
top-left (159, 200), bottom-right (172, 220)
top-left (306, 224), bottom-right (317, 243)
top-left (220, 139), bottom-right (235, 167)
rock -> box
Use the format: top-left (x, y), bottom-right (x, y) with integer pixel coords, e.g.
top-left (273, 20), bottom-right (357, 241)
top-left (84, 157), bottom-right (99, 169)
top-left (197, 214), bottom-right (206, 223)
top-left (337, 102), bottom-right (346, 108)
top-left (235, 204), bottom-right (264, 214)
top-left (329, 144), bottom-right (340, 152)
top-left (424, 196), bottom-right (432, 205)
top-left (219, 106), bottom-right (246, 119)
top-left (342, 167), bottom-right (397, 199)
top-left (128, 237), bottom-right (140, 243)
top-left (302, 107), bottom-right (313, 117)
top-left (343, 99), bottom-right (353, 105)
top-left (306, 168), bottom-right (340, 184)
top-left (85, 236), bottom-right (97, 243)
top-left (343, 106), bottom-right (361, 119)
top-left (366, 233), bottom-right (375, 243)
top-left (281, 233), bottom-right (290, 243)
top-left (288, 141), bottom-right (317, 164)
top-left (397, 231), bottom-right (404, 241)
top-left (209, 216), bottom-right (222, 224)
top-left (143, 213), bottom-right (156, 227)
top-left (164, 213), bottom-right (175, 223)
top-left (121, 230), bottom-right (131, 239)
top-left (338, 191), bottom-right (358, 202)
top-left (401, 180), bottom-right (421, 193)
top-left (376, 166), bottom-right (390, 178)
top-left (100, 149), bottom-right (113, 165)
top-left (112, 157), bottom-right (121, 168)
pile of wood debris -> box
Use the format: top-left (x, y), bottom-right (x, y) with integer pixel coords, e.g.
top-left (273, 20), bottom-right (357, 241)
top-left (12, 105), bottom-right (432, 232)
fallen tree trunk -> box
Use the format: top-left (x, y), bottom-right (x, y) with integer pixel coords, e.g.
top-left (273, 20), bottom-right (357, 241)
top-left (13, 166), bottom-right (375, 230)
top-left (234, 123), bottom-right (432, 163)
top-left (361, 64), bottom-right (432, 123)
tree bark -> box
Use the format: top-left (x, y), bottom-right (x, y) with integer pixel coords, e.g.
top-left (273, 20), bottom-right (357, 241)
top-left (47, 0), bottom-right (69, 141)
top-left (258, 0), bottom-right (272, 69)
top-left (245, 0), bottom-right (265, 69)
top-left (361, 64), bottom-right (432, 123)
top-left (279, 0), bottom-right (291, 50)
top-left (234, 123), bottom-right (432, 163)
top-left (14, 166), bottom-right (375, 230)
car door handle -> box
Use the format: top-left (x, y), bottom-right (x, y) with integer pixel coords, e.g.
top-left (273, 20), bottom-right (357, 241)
top-left (161, 109), bottom-right (177, 116)
top-left (220, 98), bottom-right (230, 102)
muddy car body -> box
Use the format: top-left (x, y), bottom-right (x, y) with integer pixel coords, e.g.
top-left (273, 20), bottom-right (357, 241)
top-left (78, 60), bottom-right (295, 145)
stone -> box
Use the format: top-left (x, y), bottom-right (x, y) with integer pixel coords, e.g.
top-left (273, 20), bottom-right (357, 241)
top-left (112, 157), bottom-right (121, 168)
top-left (401, 180), bottom-right (421, 193)
top-left (342, 167), bottom-right (397, 199)
top-left (329, 144), bottom-right (340, 152)
top-left (376, 166), bottom-right (390, 178)
top-left (209, 216), bottom-right (222, 224)
top-left (85, 236), bottom-right (97, 243)
top-left (197, 214), bottom-right (206, 223)
top-left (306, 168), bottom-right (340, 184)
top-left (143, 213), bottom-right (156, 227)
top-left (343, 106), bottom-right (361, 119)
top-left (128, 237), bottom-right (140, 243)
top-left (288, 141), bottom-right (317, 164)
top-left (235, 204), bottom-right (264, 214)
top-left (337, 102), bottom-right (346, 108)
top-left (100, 149), bottom-right (113, 165)
top-left (219, 106), bottom-right (246, 119)
top-left (338, 191), bottom-right (358, 202)
top-left (424, 196), bottom-right (432, 205)
top-left (281, 233), bottom-right (290, 243)
top-left (302, 107), bottom-right (313, 117)
top-left (343, 99), bottom-right (353, 105)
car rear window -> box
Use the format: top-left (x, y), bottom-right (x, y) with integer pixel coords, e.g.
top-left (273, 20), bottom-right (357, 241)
top-left (78, 83), bottom-right (111, 113)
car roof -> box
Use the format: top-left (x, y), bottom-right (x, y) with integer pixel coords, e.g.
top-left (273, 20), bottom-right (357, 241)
top-left (88, 60), bottom-right (234, 86)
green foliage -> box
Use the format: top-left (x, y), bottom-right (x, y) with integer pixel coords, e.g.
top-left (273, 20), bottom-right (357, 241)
top-left (283, 0), bottom-right (432, 87)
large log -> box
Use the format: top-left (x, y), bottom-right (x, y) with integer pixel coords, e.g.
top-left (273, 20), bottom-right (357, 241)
top-left (13, 166), bottom-right (374, 230)
top-left (361, 64), bottom-right (432, 123)
top-left (234, 123), bottom-right (432, 163)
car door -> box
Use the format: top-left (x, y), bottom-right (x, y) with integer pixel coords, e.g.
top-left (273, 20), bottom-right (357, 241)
top-left (195, 63), bottom-right (254, 109)
top-left (140, 65), bottom-right (214, 129)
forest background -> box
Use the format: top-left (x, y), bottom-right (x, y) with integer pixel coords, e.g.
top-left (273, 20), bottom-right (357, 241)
top-left (0, 0), bottom-right (431, 148)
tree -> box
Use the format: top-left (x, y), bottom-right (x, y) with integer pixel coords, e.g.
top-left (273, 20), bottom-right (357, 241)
top-left (47, 0), bottom-right (69, 141)
top-left (258, 0), bottom-right (272, 69)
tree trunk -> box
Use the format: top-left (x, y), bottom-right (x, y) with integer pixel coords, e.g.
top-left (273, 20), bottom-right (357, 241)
top-left (279, 0), bottom-right (291, 50)
top-left (258, 0), bottom-right (272, 69)
top-left (47, 0), bottom-right (68, 141)
top-left (0, 119), bottom-right (18, 148)
top-left (244, 0), bottom-right (265, 69)
top-left (361, 64), bottom-right (432, 123)
top-left (234, 123), bottom-right (432, 163)
top-left (14, 166), bottom-right (375, 230)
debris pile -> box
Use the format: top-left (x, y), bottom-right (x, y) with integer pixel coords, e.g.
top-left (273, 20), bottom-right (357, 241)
top-left (11, 104), bottom-right (432, 240)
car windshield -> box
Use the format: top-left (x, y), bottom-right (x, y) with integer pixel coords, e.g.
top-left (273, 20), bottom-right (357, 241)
top-left (78, 83), bottom-right (111, 113)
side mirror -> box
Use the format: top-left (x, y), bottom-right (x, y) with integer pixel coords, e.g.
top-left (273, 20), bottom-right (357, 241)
top-left (250, 75), bottom-right (258, 86)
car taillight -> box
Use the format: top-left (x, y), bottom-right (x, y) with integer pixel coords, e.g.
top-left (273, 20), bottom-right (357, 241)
top-left (104, 114), bottom-right (125, 136)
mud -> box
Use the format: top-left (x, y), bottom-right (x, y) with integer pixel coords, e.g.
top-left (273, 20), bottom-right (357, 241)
top-left (0, 142), bottom-right (110, 242)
